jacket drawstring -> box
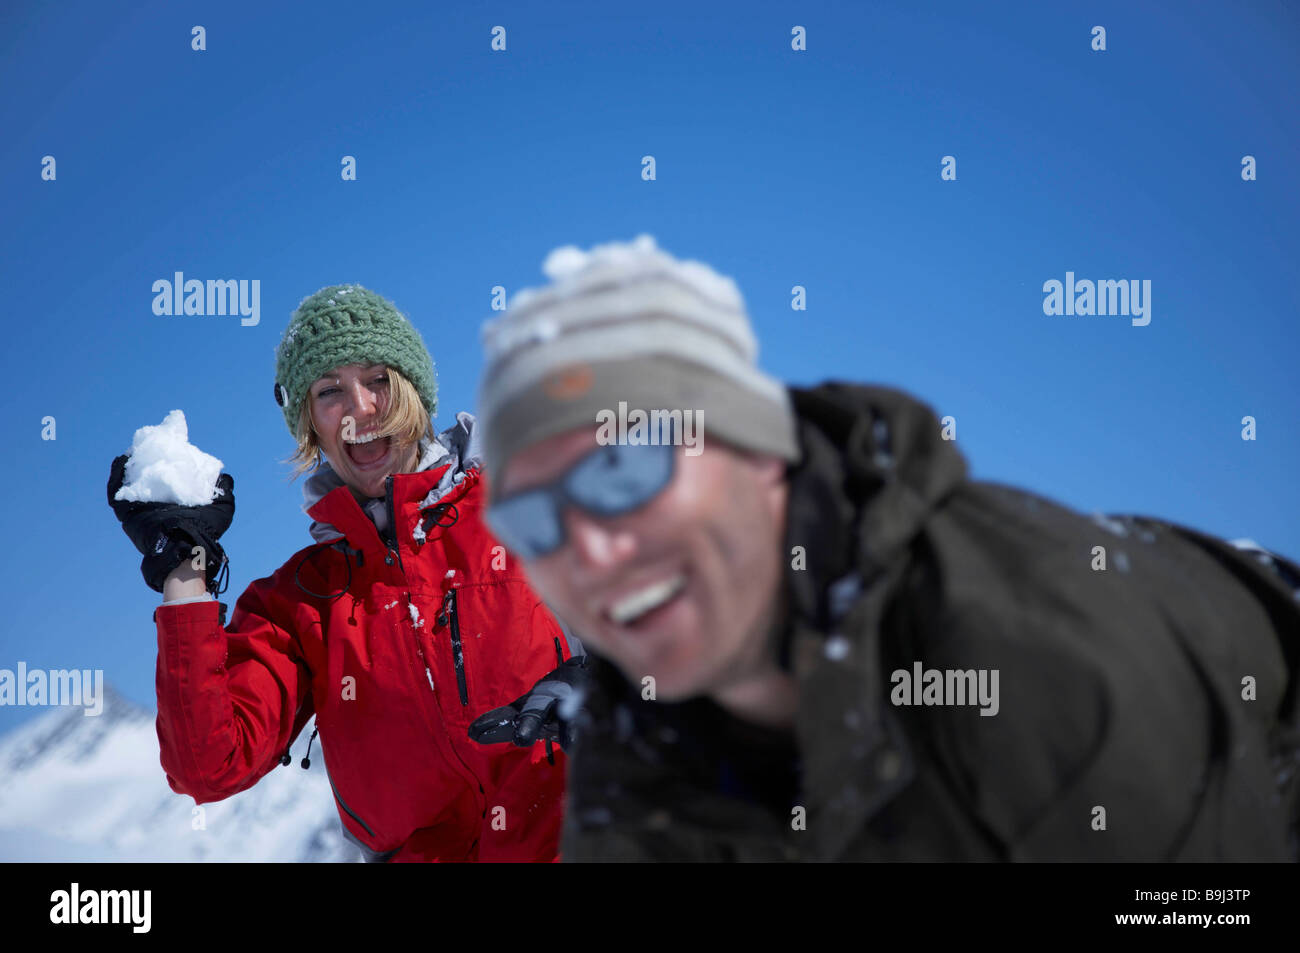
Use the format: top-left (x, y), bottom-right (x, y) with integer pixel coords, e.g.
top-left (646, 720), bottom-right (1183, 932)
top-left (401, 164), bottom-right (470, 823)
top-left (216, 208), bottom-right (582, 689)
top-left (293, 540), bottom-right (355, 602)
top-left (209, 555), bottom-right (230, 597)
top-left (301, 727), bottom-right (319, 769)
top-left (415, 501), bottom-right (460, 546)
top-left (282, 540), bottom-right (360, 767)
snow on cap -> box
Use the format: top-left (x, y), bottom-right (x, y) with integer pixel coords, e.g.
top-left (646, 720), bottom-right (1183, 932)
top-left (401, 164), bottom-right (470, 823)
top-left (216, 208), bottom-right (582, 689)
top-left (477, 235), bottom-right (799, 494)
top-left (507, 233), bottom-right (745, 315)
top-left (114, 410), bottom-right (225, 506)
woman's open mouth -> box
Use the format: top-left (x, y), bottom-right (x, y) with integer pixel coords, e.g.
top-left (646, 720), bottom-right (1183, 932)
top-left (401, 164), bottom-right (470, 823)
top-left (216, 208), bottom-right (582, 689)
top-left (345, 433), bottom-right (392, 470)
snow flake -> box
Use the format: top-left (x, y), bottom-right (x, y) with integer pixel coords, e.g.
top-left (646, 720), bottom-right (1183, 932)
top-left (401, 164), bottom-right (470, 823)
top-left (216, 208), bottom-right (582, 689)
top-left (824, 635), bottom-right (851, 661)
top-left (557, 685), bottom-right (588, 721)
top-left (1090, 513), bottom-right (1130, 537)
top-left (409, 603), bottom-right (424, 628)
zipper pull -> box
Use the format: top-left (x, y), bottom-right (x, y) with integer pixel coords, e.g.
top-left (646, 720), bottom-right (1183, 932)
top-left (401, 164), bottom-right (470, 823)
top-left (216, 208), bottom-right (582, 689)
top-left (436, 588), bottom-right (453, 628)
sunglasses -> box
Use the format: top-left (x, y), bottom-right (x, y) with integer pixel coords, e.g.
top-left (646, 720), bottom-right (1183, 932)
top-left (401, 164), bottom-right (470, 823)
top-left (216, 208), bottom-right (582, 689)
top-left (487, 442), bottom-right (676, 559)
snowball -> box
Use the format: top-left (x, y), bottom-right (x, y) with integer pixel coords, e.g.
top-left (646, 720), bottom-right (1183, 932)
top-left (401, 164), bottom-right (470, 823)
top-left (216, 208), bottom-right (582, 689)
top-left (114, 410), bottom-right (224, 506)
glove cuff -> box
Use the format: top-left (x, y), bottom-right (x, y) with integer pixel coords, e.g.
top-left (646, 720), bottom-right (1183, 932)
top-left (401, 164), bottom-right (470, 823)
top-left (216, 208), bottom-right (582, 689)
top-left (141, 533), bottom-right (228, 595)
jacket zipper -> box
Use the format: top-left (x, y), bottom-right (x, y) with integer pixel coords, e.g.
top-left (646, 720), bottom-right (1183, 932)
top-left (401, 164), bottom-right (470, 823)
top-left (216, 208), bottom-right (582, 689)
top-left (437, 588), bottom-right (469, 707)
top-left (388, 474), bottom-right (486, 820)
top-left (401, 589), bottom-right (487, 826)
top-left (383, 475), bottom-right (405, 574)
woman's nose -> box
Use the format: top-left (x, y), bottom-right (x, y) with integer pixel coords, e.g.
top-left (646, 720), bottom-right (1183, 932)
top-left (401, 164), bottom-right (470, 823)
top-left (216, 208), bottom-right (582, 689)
top-left (345, 380), bottom-right (379, 418)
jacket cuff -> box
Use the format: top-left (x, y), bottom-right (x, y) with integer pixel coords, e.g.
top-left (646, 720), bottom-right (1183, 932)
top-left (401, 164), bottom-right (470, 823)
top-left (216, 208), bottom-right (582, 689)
top-left (160, 595), bottom-right (216, 607)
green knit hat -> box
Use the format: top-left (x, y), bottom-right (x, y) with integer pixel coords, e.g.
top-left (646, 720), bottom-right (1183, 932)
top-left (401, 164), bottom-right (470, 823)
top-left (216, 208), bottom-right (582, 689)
top-left (273, 284), bottom-right (437, 437)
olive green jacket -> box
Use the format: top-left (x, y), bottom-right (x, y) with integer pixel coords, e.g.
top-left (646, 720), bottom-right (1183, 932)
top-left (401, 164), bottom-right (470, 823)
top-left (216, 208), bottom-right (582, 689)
top-left (561, 383), bottom-right (1300, 861)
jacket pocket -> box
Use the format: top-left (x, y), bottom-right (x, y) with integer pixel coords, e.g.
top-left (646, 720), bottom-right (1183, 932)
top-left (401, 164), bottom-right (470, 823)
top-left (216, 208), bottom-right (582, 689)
top-left (326, 767), bottom-right (377, 839)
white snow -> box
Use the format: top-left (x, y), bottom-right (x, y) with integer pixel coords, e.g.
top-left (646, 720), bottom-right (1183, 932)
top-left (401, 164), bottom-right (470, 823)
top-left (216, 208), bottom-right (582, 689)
top-left (824, 635), bottom-right (851, 661)
top-left (113, 410), bottom-right (224, 506)
top-left (0, 691), bottom-right (357, 862)
top-left (557, 685), bottom-right (587, 721)
top-left (408, 603), bottom-right (424, 628)
top-left (507, 234), bottom-right (746, 315)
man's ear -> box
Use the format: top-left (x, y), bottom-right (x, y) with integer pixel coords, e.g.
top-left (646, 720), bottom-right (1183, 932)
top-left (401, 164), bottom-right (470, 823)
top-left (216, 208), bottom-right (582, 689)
top-left (753, 453), bottom-right (790, 533)
top-left (750, 454), bottom-right (786, 487)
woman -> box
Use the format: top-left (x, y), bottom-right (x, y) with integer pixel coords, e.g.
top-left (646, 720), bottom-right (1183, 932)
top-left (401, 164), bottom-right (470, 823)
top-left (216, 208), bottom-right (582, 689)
top-left (107, 284), bottom-right (575, 862)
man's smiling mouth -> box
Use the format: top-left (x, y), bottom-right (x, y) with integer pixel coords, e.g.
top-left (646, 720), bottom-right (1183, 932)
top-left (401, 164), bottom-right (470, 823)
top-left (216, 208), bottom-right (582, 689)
top-left (603, 572), bottom-right (687, 626)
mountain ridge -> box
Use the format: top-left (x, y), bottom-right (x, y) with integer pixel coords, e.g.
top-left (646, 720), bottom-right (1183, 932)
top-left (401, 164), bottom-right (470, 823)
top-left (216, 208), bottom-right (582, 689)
top-left (0, 682), bottom-right (358, 862)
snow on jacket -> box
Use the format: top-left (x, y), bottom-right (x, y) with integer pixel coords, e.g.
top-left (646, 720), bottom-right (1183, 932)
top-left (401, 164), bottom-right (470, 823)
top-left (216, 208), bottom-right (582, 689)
top-left (153, 413), bottom-right (577, 862)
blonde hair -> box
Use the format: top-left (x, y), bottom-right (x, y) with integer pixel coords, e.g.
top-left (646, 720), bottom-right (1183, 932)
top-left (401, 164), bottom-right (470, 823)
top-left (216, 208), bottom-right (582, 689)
top-left (282, 365), bottom-right (434, 481)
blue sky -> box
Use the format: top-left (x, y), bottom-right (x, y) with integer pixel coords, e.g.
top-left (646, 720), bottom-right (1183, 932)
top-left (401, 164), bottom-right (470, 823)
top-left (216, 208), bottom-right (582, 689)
top-left (1, 0), bottom-right (1297, 732)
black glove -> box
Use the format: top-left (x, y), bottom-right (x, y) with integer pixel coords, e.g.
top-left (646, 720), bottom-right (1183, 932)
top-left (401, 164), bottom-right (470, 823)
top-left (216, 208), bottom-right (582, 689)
top-left (107, 454), bottom-right (235, 595)
top-left (469, 656), bottom-right (592, 752)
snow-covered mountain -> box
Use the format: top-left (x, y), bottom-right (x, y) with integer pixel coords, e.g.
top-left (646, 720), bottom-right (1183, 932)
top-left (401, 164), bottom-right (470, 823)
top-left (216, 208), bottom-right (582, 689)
top-left (0, 684), bottom-right (359, 862)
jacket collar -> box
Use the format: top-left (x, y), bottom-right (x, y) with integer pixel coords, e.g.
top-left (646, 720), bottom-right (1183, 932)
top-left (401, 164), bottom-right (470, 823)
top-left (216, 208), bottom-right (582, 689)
top-left (302, 411), bottom-right (484, 548)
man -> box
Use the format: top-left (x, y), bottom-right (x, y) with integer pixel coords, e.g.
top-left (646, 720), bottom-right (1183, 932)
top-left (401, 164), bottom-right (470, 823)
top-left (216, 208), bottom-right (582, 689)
top-left (470, 235), bottom-right (1300, 861)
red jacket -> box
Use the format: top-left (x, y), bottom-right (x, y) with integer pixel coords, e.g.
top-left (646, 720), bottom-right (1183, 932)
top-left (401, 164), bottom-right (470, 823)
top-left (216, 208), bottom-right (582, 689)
top-left (153, 463), bottom-right (571, 862)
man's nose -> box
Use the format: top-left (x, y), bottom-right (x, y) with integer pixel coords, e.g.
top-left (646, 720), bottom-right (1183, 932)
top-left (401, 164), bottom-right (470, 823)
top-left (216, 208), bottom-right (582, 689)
top-left (562, 507), bottom-right (637, 572)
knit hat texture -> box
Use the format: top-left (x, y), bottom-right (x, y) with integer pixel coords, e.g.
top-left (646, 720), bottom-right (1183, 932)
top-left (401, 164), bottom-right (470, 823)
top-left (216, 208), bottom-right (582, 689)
top-left (477, 235), bottom-right (799, 490)
top-left (274, 284), bottom-right (437, 437)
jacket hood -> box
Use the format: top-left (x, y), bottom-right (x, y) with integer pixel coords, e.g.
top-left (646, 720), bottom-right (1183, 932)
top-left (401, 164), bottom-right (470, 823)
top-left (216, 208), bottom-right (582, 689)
top-left (302, 411), bottom-right (484, 545)
top-left (782, 382), bottom-right (969, 632)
